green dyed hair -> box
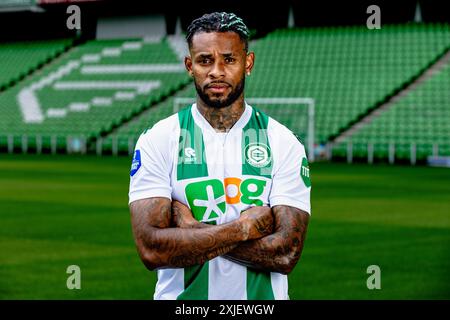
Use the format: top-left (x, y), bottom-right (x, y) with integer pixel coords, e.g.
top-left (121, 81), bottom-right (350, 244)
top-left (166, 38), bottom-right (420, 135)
top-left (186, 12), bottom-right (250, 51)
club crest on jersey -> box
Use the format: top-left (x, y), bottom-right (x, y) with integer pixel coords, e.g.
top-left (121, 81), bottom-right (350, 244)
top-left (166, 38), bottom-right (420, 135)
top-left (244, 143), bottom-right (272, 168)
top-left (130, 150), bottom-right (141, 177)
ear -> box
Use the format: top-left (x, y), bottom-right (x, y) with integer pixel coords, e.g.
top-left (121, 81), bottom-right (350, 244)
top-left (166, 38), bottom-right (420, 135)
top-left (245, 52), bottom-right (255, 76)
top-left (185, 55), bottom-right (193, 77)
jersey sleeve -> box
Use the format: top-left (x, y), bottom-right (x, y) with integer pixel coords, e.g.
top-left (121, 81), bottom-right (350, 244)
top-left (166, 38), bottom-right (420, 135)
top-left (128, 129), bottom-right (172, 204)
top-left (269, 133), bottom-right (311, 215)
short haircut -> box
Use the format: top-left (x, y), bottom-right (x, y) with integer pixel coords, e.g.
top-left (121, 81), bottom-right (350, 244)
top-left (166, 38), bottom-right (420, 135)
top-left (186, 12), bottom-right (250, 51)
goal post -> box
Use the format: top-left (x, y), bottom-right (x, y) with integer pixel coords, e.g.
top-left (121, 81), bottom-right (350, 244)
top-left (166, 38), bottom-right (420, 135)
top-left (173, 97), bottom-right (315, 161)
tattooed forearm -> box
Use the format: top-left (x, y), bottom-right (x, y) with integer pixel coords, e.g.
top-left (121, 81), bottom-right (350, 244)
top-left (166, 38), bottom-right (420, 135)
top-left (168, 244), bottom-right (237, 267)
top-left (176, 203), bottom-right (309, 274)
top-left (224, 205), bottom-right (309, 274)
top-left (129, 197), bottom-right (272, 270)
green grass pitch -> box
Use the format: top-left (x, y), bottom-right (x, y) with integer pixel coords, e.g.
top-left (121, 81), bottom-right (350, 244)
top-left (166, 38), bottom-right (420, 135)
top-left (0, 154), bottom-right (449, 299)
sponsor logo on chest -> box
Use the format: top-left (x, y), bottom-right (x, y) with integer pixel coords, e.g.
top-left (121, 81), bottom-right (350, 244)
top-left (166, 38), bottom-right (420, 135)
top-left (184, 177), bottom-right (268, 223)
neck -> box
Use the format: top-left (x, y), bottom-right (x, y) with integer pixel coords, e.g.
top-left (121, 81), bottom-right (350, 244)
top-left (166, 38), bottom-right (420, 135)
top-left (196, 95), bottom-right (245, 132)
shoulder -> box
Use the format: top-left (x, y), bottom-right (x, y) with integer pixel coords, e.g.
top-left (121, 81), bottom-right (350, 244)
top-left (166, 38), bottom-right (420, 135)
top-left (267, 116), bottom-right (306, 153)
top-left (139, 113), bottom-right (179, 142)
top-left (143, 113), bottom-right (179, 139)
top-left (136, 113), bottom-right (179, 151)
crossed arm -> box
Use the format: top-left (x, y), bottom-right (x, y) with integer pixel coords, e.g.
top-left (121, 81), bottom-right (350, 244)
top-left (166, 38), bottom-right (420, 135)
top-left (129, 197), bottom-right (309, 274)
top-left (225, 205), bottom-right (309, 274)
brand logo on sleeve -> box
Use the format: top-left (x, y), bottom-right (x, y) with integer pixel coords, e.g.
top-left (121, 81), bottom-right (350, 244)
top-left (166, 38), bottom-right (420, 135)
top-left (130, 150), bottom-right (141, 177)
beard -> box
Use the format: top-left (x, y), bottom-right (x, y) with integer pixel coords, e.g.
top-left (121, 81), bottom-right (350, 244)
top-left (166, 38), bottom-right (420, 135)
top-left (195, 75), bottom-right (245, 109)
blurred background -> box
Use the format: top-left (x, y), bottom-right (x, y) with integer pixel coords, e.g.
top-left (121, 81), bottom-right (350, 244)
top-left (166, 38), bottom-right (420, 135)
top-left (0, 0), bottom-right (449, 299)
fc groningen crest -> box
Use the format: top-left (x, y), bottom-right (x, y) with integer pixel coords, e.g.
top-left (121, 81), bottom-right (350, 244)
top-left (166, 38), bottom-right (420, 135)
top-left (244, 143), bottom-right (272, 168)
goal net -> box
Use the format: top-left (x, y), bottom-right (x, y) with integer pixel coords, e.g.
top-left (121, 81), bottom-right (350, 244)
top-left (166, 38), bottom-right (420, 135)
top-left (173, 97), bottom-right (315, 161)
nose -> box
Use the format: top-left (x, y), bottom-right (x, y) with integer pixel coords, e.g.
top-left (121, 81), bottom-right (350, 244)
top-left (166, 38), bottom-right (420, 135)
top-left (208, 60), bottom-right (225, 79)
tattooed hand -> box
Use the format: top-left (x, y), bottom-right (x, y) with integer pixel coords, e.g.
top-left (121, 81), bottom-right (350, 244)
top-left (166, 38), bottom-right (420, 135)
top-left (239, 206), bottom-right (274, 240)
top-left (225, 206), bottom-right (310, 274)
top-left (130, 197), bottom-right (244, 269)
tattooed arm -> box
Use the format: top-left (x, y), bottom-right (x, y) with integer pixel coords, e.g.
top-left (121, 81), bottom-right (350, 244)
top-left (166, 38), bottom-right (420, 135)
top-left (224, 205), bottom-right (309, 275)
top-left (129, 197), bottom-right (273, 271)
top-left (172, 201), bottom-right (309, 275)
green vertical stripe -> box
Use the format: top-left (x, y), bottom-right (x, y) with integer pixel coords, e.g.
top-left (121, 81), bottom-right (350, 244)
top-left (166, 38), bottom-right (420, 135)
top-left (247, 269), bottom-right (275, 300)
top-left (176, 106), bottom-right (209, 300)
top-left (242, 108), bottom-right (273, 178)
top-left (177, 263), bottom-right (209, 300)
top-left (177, 106), bottom-right (208, 180)
top-left (244, 108), bottom-right (274, 299)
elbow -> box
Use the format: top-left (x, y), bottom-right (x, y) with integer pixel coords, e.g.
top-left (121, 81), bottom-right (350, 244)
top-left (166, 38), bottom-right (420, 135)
top-left (276, 251), bottom-right (301, 275)
top-left (140, 249), bottom-right (164, 271)
top-left (133, 232), bottom-right (167, 271)
top-left (276, 258), bottom-right (296, 275)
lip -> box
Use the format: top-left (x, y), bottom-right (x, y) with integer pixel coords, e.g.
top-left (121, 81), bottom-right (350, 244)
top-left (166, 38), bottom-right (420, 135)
top-left (206, 83), bottom-right (230, 93)
top-left (208, 87), bottom-right (228, 93)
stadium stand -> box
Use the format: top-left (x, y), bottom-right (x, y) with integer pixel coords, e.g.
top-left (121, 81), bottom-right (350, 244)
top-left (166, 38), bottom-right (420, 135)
top-left (0, 37), bottom-right (190, 152)
top-left (104, 23), bottom-right (450, 156)
top-left (245, 23), bottom-right (450, 144)
top-left (0, 23), bottom-right (449, 161)
top-left (0, 0), bottom-right (35, 10)
top-left (101, 84), bottom-right (195, 154)
top-left (332, 59), bottom-right (450, 161)
top-left (0, 39), bottom-right (74, 91)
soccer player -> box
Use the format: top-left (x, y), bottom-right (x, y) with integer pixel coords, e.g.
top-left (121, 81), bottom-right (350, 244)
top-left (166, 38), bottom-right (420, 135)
top-left (128, 12), bottom-right (311, 300)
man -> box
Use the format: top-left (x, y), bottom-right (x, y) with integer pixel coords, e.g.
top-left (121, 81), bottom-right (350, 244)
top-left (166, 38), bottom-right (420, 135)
top-left (128, 12), bottom-right (311, 300)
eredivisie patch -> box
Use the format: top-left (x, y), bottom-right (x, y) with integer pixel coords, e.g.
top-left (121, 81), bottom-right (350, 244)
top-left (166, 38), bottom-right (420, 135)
top-left (130, 150), bottom-right (141, 177)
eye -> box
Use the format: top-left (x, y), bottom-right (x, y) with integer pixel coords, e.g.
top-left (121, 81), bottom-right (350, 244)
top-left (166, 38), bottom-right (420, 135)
top-left (199, 58), bottom-right (211, 64)
top-left (225, 57), bottom-right (235, 63)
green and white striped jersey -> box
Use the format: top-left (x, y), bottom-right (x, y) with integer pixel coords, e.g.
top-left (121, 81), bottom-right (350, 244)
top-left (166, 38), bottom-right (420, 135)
top-left (129, 102), bottom-right (311, 300)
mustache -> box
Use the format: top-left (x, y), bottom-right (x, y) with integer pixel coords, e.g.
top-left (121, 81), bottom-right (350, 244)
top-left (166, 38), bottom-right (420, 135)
top-left (205, 81), bottom-right (231, 88)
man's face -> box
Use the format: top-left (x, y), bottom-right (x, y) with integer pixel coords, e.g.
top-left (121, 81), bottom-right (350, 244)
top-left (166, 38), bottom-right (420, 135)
top-left (185, 31), bottom-right (254, 109)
